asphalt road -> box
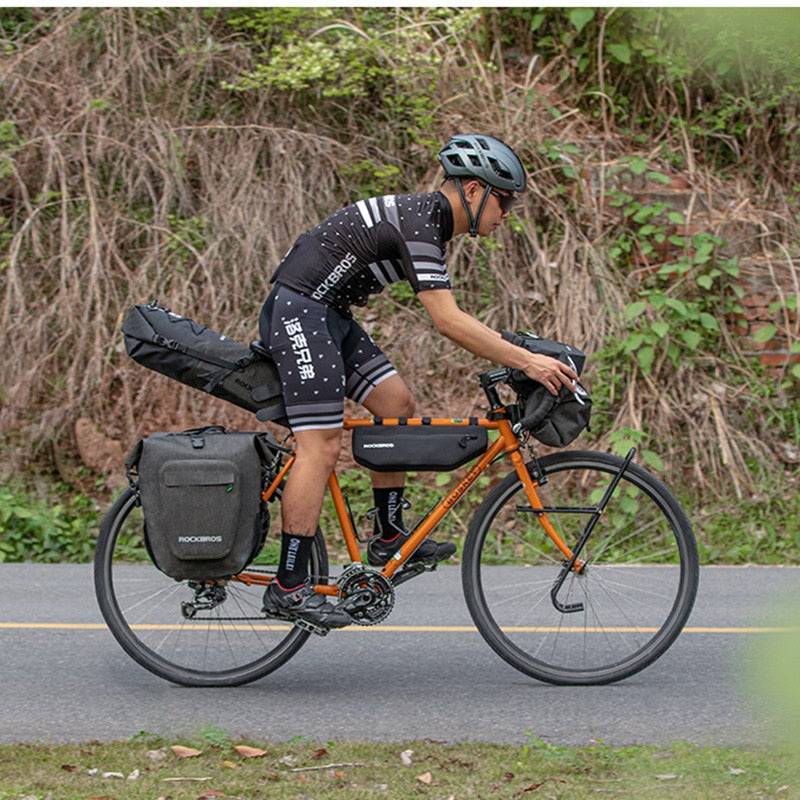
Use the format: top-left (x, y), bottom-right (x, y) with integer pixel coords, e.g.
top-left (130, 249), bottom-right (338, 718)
top-left (0, 563), bottom-right (797, 747)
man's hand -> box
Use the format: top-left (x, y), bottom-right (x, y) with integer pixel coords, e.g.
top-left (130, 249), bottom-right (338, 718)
top-left (522, 353), bottom-right (579, 396)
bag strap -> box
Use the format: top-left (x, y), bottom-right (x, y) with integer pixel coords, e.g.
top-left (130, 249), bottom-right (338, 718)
top-left (124, 439), bottom-right (144, 484)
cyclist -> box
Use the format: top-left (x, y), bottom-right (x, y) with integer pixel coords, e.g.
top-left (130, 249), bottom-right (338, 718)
top-left (260, 133), bottom-right (579, 629)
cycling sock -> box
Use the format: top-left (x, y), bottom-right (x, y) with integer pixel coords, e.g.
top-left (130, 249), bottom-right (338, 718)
top-left (276, 531), bottom-right (313, 588)
top-left (372, 486), bottom-right (405, 540)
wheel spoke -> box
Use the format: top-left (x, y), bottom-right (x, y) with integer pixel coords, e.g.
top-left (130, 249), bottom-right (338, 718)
top-left (94, 486), bottom-right (326, 686)
top-left (462, 451), bottom-right (698, 685)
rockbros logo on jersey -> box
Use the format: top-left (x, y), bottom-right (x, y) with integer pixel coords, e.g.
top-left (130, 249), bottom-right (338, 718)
top-left (311, 251), bottom-right (357, 302)
top-left (283, 317), bottom-right (315, 381)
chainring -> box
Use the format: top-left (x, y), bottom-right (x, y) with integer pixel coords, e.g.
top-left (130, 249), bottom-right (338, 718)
top-left (337, 565), bottom-right (395, 626)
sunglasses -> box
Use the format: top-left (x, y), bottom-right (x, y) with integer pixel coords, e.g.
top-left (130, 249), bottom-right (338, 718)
top-left (481, 184), bottom-right (516, 213)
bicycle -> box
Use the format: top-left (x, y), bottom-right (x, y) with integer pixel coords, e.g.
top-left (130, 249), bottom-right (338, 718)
top-left (94, 364), bottom-right (699, 688)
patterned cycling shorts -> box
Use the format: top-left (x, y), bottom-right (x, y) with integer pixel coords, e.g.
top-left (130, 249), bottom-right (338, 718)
top-left (259, 284), bottom-right (397, 431)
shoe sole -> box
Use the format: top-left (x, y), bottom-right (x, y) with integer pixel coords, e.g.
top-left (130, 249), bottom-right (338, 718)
top-left (367, 547), bottom-right (456, 568)
top-left (262, 596), bottom-right (352, 631)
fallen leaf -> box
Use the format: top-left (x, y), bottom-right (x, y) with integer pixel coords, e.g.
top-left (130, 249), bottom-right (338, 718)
top-left (222, 760), bottom-right (238, 769)
top-left (332, 770), bottom-right (346, 778)
top-left (729, 767), bottom-right (746, 775)
top-left (233, 745), bottom-right (268, 759)
top-left (311, 747), bottom-right (328, 760)
top-left (401, 749), bottom-right (414, 766)
top-left (127, 769), bottom-right (140, 780)
top-left (147, 748), bottom-right (168, 762)
top-left (172, 745), bottom-right (203, 758)
top-left (61, 764), bottom-right (80, 773)
top-left (416, 771), bottom-right (433, 785)
top-left (102, 771), bottom-right (125, 779)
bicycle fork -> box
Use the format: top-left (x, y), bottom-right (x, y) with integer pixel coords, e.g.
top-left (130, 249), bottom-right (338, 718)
top-left (535, 447), bottom-right (637, 614)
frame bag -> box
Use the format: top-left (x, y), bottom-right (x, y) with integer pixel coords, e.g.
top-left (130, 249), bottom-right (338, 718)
top-left (352, 420), bottom-right (488, 472)
top-left (121, 301), bottom-right (287, 424)
top-left (126, 426), bottom-right (272, 580)
top-left (502, 330), bottom-right (592, 448)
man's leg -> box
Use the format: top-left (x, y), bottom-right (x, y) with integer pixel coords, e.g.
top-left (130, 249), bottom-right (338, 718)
top-left (274, 427), bottom-right (341, 589)
top-left (259, 287), bottom-right (353, 627)
top-left (280, 427), bottom-right (343, 540)
top-left (360, 374), bottom-right (456, 567)
top-left (362, 374), bottom-right (415, 533)
top-left (263, 427), bottom-right (352, 627)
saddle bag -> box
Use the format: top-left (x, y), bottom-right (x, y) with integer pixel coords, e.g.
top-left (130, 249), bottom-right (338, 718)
top-left (352, 420), bottom-right (488, 472)
top-left (126, 426), bottom-right (273, 580)
top-left (121, 301), bottom-right (287, 424)
top-left (502, 330), bottom-right (592, 448)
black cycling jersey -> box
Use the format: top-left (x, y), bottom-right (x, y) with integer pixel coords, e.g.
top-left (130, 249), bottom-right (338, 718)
top-left (271, 191), bottom-right (454, 318)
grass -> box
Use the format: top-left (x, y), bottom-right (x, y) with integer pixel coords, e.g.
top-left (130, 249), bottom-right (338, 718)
top-left (0, 736), bottom-right (795, 800)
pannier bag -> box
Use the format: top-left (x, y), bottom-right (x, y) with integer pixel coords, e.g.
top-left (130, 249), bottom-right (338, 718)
top-left (121, 301), bottom-right (287, 424)
top-left (502, 330), bottom-right (592, 448)
top-left (352, 420), bottom-right (488, 472)
top-left (126, 426), bottom-right (273, 580)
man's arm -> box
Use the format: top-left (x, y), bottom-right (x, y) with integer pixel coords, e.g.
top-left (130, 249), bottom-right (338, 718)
top-left (417, 289), bottom-right (578, 396)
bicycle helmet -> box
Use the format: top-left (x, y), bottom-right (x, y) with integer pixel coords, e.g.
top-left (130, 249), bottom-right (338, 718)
top-left (438, 134), bottom-right (526, 193)
top-left (437, 133), bottom-right (526, 236)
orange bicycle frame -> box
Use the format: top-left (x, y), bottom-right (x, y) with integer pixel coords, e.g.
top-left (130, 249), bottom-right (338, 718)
top-left (236, 415), bottom-right (580, 594)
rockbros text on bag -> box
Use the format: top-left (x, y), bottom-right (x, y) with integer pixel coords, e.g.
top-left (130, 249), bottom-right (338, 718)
top-left (352, 419), bottom-right (488, 472)
top-left (126, 426), bottom-right (275, 580)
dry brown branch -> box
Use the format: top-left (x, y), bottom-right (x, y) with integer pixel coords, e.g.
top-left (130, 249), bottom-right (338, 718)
top-left (0, 8), bottom-right (796, 507)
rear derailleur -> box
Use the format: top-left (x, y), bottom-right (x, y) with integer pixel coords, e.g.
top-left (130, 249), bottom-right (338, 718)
top-left (181, 580), bottom-right (227, 618)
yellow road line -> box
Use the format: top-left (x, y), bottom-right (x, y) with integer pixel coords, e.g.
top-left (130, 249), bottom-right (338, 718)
top-left (0, 622), bottom-right (797, 634)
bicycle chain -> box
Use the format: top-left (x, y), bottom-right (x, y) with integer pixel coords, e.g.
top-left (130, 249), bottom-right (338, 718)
top-left (180, 566), bottom-right (396, 626)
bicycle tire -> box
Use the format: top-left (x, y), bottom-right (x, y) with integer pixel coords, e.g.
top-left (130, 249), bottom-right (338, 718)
top-left (462, 450), bottom-right (698, 685)
top-left (94, 484), bottom-right (329, 687)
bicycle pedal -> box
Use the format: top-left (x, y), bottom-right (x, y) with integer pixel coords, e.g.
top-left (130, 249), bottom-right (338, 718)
top-left (292, 617), bottom-right (330, 637)
top-left (391, 561), bottom-right (433, 587)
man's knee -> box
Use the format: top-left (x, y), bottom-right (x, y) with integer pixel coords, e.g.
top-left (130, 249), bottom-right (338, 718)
top-left (365, 376), bottom-right (415, 418)
top-left (294, 429), bottom-right (342, 470)
top-left (395, 386), bottom-right (415, 417)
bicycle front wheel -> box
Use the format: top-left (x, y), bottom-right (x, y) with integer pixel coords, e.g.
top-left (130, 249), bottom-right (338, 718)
top-left (94, 485), bottom-right (329, 687)
top-left (462, 450), bottom-right (698, 685)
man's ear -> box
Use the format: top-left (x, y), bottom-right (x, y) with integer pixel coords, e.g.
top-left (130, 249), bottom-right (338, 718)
top-left (462, 179), bottom-right (482, 200)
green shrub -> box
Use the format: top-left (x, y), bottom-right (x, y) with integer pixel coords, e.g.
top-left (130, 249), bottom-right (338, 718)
top-left (0, 485), bottom-right (99, 563)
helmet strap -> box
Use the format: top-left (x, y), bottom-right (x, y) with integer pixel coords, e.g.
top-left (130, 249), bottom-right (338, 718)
top-left (455, 180), bottom-right (493, 237)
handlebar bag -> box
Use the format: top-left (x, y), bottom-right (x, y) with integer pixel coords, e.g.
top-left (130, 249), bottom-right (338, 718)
top-left (122, 301), bottom-right (287, 425)
top-left (502, 330), bottom-right (592, 448)
top-left (352, 420), bottom-right (488, 472)
top-left (126, 426), bottom-right (273, 580)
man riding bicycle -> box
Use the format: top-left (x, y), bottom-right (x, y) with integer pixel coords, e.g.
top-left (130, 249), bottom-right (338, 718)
top-left (260, 133), bottom-right (578, 629)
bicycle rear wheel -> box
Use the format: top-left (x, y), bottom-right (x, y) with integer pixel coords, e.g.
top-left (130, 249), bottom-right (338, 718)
top-left (462, 450), bottom-right (698, 685)
top-left (94, 485), bottom-right (328, 687)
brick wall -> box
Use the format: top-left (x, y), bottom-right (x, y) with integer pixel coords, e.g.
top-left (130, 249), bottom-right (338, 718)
top-left (728, 260), bottom-right (800, 371)
top-left (594, 166), bottom-right (800, 372)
